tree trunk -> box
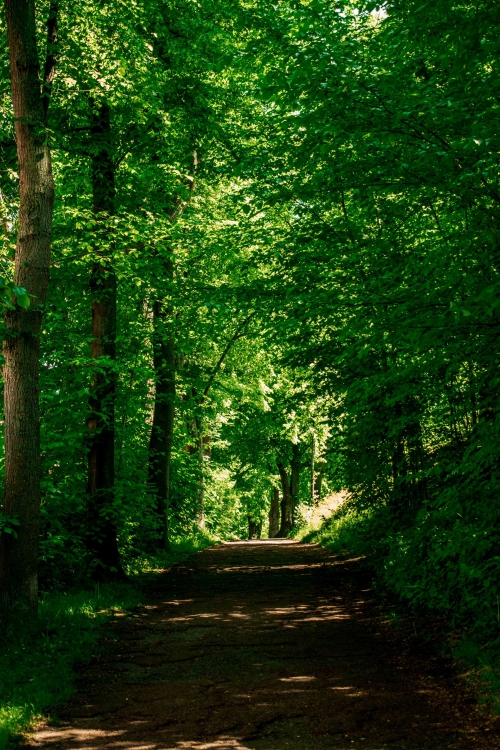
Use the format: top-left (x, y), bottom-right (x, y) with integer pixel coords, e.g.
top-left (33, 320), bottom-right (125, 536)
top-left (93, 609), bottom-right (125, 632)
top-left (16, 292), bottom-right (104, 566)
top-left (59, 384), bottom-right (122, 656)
top-left (313, 460), bottom-right (326, 501)
top-left (290, 442), bottom-right (300, 524)
top-left (310, 435), bottom-right (315, 502)
top-left (183, 392), bottom-right (206, 528)
top-left (268, 487), bottom-right (280, 538)
top-left (0, 0), bottom-right (55, 613)
top-left (197, 430), bottom-right (206, 529)
top-left (86, 103), bottom-right (124, 580)
top-left (148, 150), bottom-right (198, 541)
top-left (248, 517), bottom-right (261, 539)
top-left (148, 300), bottom-right (175, 548)
top-left (277, 462), bottom-right (293, 536)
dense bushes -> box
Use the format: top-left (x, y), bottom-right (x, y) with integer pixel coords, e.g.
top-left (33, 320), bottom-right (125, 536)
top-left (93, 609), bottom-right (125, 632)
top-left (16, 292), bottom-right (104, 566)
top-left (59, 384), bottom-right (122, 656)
top-left (303, 497), bottom-right (500, 663)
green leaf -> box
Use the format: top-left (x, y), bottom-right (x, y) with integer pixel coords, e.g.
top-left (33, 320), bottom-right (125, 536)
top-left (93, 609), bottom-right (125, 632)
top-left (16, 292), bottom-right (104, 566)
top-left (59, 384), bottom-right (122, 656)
top-left (17, 293), bottom-right (30, 309)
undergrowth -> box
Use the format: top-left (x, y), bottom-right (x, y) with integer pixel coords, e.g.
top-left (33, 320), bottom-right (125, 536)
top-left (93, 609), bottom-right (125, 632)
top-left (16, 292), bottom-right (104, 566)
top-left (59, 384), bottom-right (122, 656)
top-left (299, 501), bottom-right (500, 710)
top-left (0, 532), bottom-right (216, 749)
top-left (126, 529), bottom-right (218, 576)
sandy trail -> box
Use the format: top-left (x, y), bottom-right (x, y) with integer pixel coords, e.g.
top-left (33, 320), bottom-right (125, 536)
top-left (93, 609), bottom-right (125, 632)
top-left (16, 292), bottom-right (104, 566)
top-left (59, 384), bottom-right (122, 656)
top-left (32, 540), bottom-right (500, 750)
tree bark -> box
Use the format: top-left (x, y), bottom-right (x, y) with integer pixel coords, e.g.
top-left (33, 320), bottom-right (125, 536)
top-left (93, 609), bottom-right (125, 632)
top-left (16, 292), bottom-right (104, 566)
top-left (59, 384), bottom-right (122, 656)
top-left (276, 462), bottom-right (293, 536)
top-left (268, 487), bottom-right (280, 538)
top-left (183, 391), bottom-right (206, 528)
top-left (310, 435), bottom-right (315, 502)
top-left (148, 299), bottom-right (175, 548)
top-left (290, 442), bottom-right (300, 525)
top-left (86, 103), bottom-right (124, 580)
top-left (0, 0), bottom-right (55, 613)
top-left (197, 428), bottom-right (206, 529)
top-left (313, 460), bottom-right (326, 500)
top-left (148, 150), bottom-right (197, 546)
top-left (248, 517), bottom-right (261, 539)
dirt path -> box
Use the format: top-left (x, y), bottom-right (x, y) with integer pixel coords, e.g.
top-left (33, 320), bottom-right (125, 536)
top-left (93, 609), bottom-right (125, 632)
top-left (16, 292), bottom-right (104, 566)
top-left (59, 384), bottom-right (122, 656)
top-left (33, 540), bottom-right (500, 750)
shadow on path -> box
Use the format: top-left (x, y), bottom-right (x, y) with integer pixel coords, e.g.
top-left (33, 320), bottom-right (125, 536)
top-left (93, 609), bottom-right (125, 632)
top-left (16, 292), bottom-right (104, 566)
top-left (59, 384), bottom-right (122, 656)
top-left (32, 540), bottom-right (500, 750)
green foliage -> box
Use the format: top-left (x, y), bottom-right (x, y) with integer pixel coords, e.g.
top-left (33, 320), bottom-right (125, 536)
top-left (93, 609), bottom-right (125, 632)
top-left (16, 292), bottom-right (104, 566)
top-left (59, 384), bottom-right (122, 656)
top-left (0, 280), bottom-right (29, 312)
top-left (246, 0), bottom-right (500, 690)
top-left (0, 515), bottom-right (20, 539)
top-left (0, 0), bottom-right (499, 715)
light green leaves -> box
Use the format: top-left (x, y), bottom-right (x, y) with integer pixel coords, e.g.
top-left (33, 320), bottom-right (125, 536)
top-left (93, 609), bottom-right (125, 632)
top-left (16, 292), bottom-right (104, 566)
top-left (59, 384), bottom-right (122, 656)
top-left (0, 279), bottom-right (31, 311)
top-left (14, 288), bottom-right (30, 309)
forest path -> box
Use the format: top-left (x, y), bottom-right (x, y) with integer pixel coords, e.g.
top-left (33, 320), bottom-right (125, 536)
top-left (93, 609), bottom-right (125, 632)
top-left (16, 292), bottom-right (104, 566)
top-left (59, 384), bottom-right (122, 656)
top-left (32, 540), bottom-right (500, 750)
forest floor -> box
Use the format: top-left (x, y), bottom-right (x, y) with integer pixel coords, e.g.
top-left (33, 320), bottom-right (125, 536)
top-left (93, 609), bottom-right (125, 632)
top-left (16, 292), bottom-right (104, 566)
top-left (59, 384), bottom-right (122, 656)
top-left (30, 540), bottom-right (500, 750)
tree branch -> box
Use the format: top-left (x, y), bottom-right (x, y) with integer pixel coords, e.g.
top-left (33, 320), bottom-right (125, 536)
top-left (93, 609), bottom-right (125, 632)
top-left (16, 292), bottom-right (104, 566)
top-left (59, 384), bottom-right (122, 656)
top-left (201, 312), bottom-right (256, 402)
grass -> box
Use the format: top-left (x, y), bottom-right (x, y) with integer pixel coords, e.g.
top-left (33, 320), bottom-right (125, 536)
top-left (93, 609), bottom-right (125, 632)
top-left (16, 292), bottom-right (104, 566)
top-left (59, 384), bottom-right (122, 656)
top-left (126, 529), bottom-right (219, 576)
top-left (452, 636), bottom-right (500, 712)
top-left (0, 583), bottom-right (141, 749)
top-left (296, 495), bottom-right (364, 556)
top-left (0, 531), bottom-right (217, 749)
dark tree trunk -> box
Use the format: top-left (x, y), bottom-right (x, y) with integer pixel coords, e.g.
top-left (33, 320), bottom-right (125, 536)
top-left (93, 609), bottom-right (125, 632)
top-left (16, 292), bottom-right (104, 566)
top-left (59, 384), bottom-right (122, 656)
top-left (391, 398), bottom-right (427, 523)
top-left (248, 517), bottom-right (261, 539)
top-left (268, 487), bottom-right (280, 538)
top-left (277, 462), bottom-right (293, 536)
top-left (0, 0), bottom-right (55, 613)
top-left (148, 299), bottom-right (175, 548)
top-left (310, 435), bottom-right (315, 502)
top-left (86, 103), bottom-right (124, 580)
top-left (290, 442), bottom-right (300, 524)
top-left (147, 150), bottom-right (197, 542)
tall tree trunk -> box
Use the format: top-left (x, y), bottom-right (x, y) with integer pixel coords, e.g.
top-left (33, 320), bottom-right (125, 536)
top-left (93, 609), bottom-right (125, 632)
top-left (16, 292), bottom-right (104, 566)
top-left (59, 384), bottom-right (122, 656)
top-left (148, 300), bottom-right (175, 548)
top-left (268, 487), bottom-right (280, 538)
top-left (248, 517), bottom-right (261, 539)
top-left (313, 460), bottom-right (326, 501)
top-left (197, 429), bottom-right (206, 529)
top-left (86, 103), bottom-right (124, 580)
top-left (310, 435), bottom-right (315, 502)
top-left (183, 391), bottom-right (206, 528)
top-left (290, 442), bottom-right (300, 524)
top-left (0, 0), bottom-right (56, 613)
top-left (277, 462), bottom-right (293, 536)
top-left (148, 150), bottom-right (198, 544)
